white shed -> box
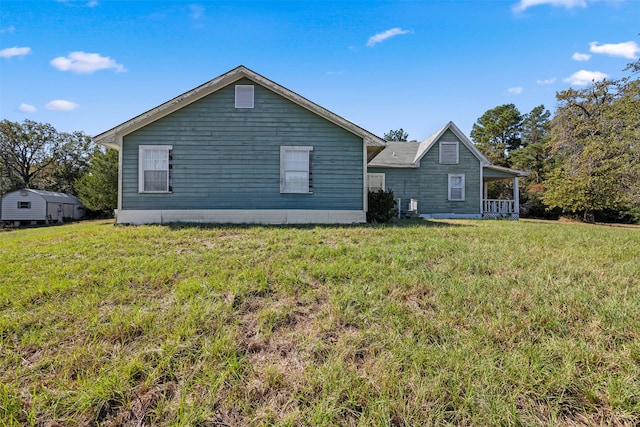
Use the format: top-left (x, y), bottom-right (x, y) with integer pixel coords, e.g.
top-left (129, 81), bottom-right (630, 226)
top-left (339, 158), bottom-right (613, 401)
top-left (1, 189), bottom-right (84, 225)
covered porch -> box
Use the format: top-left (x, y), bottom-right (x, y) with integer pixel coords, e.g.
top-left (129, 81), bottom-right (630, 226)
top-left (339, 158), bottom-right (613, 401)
top-left (482, 165), bottom-right (528, 220)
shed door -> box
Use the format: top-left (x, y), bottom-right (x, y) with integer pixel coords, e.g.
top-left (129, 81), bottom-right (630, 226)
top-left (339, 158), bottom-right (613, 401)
top-left (63, 203), bottom-right (74, 218)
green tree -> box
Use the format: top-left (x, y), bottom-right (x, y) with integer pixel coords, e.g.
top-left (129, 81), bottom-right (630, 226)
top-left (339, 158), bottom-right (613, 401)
top-left (544, 74), bottom-right (640, 222)
top-left (49, 131), bottom-right (96, 194)
top-left (384, 128), bottom-right (409, 142)
top-left (0, 119), bottom-right (61, 189)
top-left (75, 148), bottom-right (118, 212)
top-left (0, 119), bottom-right (95, 194)
top-left (509, 105), bottom-right (551, 184)
top-left (470, 104), bottom-right (523, 166)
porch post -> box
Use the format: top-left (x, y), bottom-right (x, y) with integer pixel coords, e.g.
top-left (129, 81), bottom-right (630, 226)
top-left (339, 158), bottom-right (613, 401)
top-left (513, 177), bottom-right (520, 217)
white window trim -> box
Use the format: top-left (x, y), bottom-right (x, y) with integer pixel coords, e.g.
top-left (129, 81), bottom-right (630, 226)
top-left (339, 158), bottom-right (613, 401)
top-left (448, 173), bottom-right (465, 201)
top-left (440, 141), bottom-right (459, 164)
top-left (138, 145), bottom-right (173, 193)
top-left (280, 146), bottom-right (313, 194)
top-left (367, 173), bottom-right (385, 192)
top-left (235, 85), bottom-right (254, 108)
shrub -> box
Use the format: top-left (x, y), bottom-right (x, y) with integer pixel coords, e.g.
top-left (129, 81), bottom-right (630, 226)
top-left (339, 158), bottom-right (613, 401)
top-left (367, 189), bottom-right (398, 223)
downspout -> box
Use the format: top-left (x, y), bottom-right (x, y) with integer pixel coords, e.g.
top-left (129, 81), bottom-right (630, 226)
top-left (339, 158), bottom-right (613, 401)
top-left (363, 141), bottom-right (368, 216)
top-left (513, 176), bottom-right (520, 220)
top-left (479, 164), bottom-right (485, 218)
top-left (116, 135), bottom-right (124, 222)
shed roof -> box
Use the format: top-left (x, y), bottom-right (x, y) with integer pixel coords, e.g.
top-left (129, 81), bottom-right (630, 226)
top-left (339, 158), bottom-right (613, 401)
top-left (8, 189), bottom-right (82, 204)
top-left (94, 65), bottom-right (386, 160)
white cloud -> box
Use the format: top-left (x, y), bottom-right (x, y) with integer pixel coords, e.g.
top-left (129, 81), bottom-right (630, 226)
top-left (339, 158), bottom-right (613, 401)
top-left (589, 41), bottom-right (640, 59)
top-left (563, 70), bottom-right (608, 86)
top-left (50, 51), bottom-right (126, 73)
top-left (572, 52), bottom-right (591, 61)
top-left (508, 87), bottom-right (524, 94)
top-left (0, 46), bottom-right (32, 59)
top-left (87, 0), bottom-right (99, 7)
top-left (0, 25), bottom-right (15, 33)
top-left (536, 77), bottom-right (556, 85)
top-left (513, 0), bottom-right (587, 12)
top-left (366, 28), bottom-right (411, 47)
top-left (19, 104), bottom-right (37, 113)
top-left (46, 100), bottom-right (79, 111)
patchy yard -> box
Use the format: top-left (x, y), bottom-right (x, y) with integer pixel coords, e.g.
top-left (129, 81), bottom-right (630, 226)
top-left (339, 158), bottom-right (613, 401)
top-left (1, 219), bottom-right (639, 425)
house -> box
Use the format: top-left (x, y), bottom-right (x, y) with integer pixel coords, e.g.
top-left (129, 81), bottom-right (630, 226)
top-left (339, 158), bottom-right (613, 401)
top-left (94, 65), bottom-right (386, 225)
top-left (1, 189), bottom-right (84, 226)
top-left (367, 121), bottom-right (528, 220)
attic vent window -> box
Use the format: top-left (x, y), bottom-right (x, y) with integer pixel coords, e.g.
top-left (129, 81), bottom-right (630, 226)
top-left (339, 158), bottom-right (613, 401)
top-left (235, 85), bottom-right (254, 108)
top-left (440, 141), bottom-right (459, 164)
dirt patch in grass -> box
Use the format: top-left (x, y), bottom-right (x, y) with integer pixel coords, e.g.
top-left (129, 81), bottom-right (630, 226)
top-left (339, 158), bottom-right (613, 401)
top-left (98, 381), bottom-right (177, 427)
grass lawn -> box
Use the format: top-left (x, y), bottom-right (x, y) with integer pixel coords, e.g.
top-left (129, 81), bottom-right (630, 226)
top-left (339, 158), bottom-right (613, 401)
top-left (1, 219), bottom-right (639, 426)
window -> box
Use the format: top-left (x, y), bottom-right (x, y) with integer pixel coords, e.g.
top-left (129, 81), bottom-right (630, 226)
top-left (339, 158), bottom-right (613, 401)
top-left (235, 85), bottom-right (254, 108)
top-left (448, 174), bottom-right (465, 201)
top-left (139, 145), bottom-right (172, 193)
top-left (17, 201), bottom-right (31, 209)
top-left (367, 173), bottom-right (385, 192)
top-left (280, 146), bottom-right (313, 193)
top-left (440, 141), bottom-right (459, 164)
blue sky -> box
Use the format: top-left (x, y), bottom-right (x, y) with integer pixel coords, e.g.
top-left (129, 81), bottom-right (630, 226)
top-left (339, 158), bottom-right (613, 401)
top-left (1, 0), bottom-right (639, 141)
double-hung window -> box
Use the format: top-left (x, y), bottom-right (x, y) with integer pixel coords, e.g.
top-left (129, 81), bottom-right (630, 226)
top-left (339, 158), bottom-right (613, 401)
top-left (440, 141), bottom-right (459, 164)
top-left (280, 146), bottom-right (313, 194)
top-left (448, 174), bottom-right (465, 201)
top-left (139, 145), bottom-right (172, 193)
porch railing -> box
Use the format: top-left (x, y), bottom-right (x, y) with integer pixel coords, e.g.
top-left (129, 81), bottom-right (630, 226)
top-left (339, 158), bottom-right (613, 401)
top-left (483, 199), bottom-right (516, 215)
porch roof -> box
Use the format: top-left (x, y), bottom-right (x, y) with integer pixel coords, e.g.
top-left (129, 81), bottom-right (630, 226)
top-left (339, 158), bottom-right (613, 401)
top-left (484, 164), bottom-right (529, 181)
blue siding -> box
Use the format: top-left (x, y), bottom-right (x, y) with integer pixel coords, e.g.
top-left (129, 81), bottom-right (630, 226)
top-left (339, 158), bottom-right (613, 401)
top-left (369, 130), bottom-right (481, 215)
top-left (121, 78), bottom-right (364, 211)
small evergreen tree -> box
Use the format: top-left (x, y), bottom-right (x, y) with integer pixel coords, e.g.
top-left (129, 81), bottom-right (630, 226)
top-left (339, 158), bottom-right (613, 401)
top-left (367, 189), bottom-right (398, 223)
top-left (75, 148), bottom-right (118, 213)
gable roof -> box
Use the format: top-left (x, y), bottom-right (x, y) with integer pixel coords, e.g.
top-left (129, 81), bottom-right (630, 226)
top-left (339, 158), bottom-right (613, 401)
top-left (94, 65), bottom-right (386, 158)
top-left (368, 121), bottom-right (490, 168)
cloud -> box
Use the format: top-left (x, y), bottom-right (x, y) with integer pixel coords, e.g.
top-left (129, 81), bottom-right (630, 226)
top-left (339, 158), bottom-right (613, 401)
top-left (0, 46), bottom-right (32, 59)
top-left (536, 77), bottom-right (556, 85)
top-left (19, 104), bottom-right (37, 113)
top-left (589, 41), bottom-right (640, 59)
top-left (513, 0), bottom-right (587, 12)
top-left (366, 28), bottom-right (411, 47)
top-left (572, 52), bottom-right (591, 61)
top-left (0, 25), bottom-right (15, 33)
top-left (50, 51), bottom-right (126, 73)
top-left (46, 100), bottom-right (79, 111)
top-left (508, 87), bottom-right (524, 94)
top-left (563, 70), bottom-right (608, 86)
top-left (88, 0), bottom-right (99, 7)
